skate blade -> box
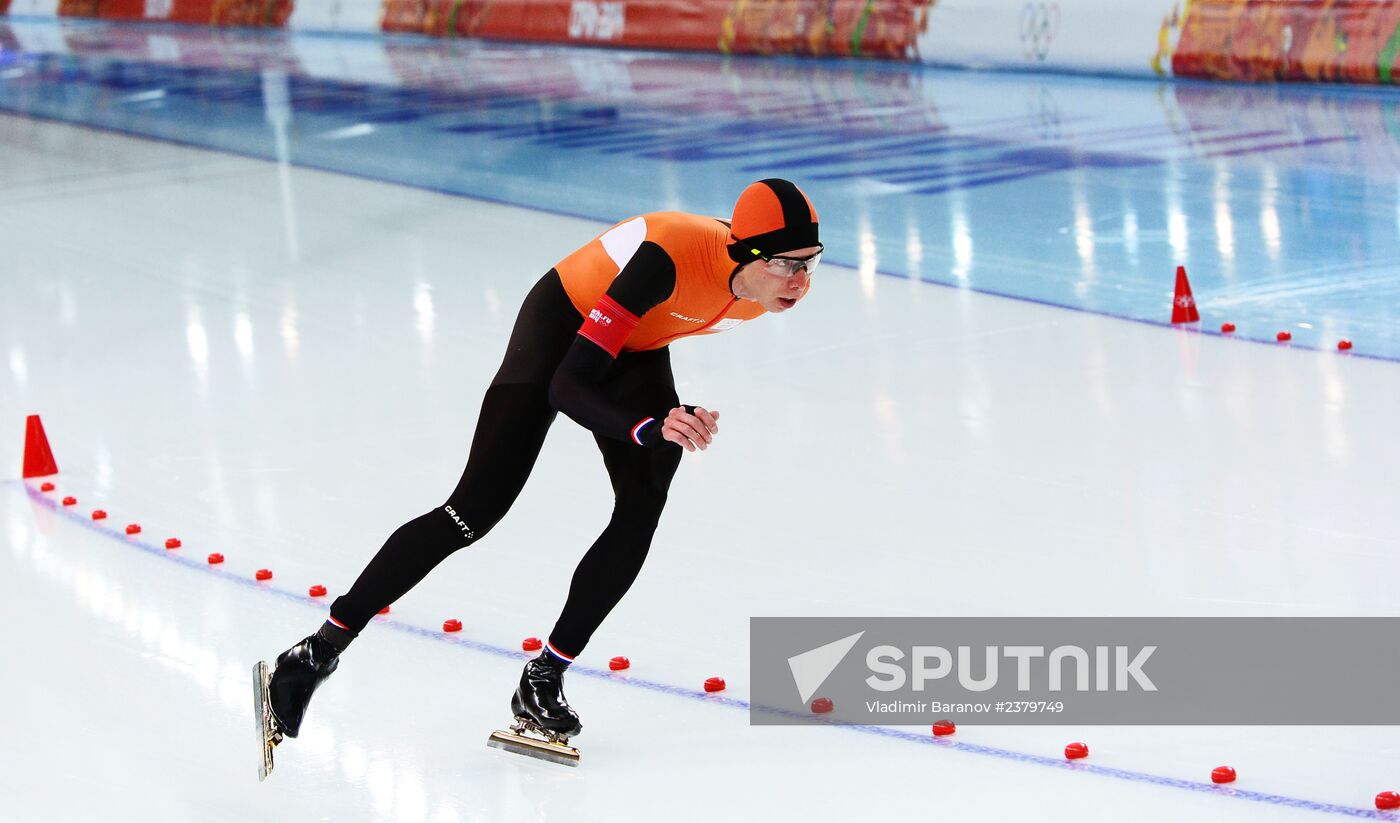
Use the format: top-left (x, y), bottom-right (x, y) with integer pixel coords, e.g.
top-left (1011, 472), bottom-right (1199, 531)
top-left (487, 730), bottom-right (580, 767)
top-left (253, 661), bottom-right (282, 781)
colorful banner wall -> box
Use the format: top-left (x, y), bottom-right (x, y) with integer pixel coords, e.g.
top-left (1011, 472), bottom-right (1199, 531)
top-left (1169, 0), bottom-right (1400, 84)
top-left (52, 0), bottom-right (288, 26)
top-left (378, 0), bottom-right (935, 59)
top-left (6, 0), bottom-right (1400, 84)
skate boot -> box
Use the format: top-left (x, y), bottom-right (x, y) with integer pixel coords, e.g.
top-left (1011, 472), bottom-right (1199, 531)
top-left (269, 633), bottom-right (340, 738)
top-left (515, 653), bottom-right (583, 737)
top-left (486, 653), bottom-right (582, 766)
top-left (253, 628), bottom-right (342, 780)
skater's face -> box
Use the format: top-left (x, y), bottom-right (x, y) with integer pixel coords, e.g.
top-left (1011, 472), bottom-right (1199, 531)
top-left (734, 245), bottom-right (819, 314)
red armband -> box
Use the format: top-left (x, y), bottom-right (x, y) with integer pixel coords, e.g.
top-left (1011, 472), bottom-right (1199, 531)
top-left (578, 295), bottom-right (640, 357)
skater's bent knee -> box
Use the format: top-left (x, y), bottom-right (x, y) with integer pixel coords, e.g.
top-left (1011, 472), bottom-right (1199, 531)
top-left (610, 493), bottom-right (668, 531)
top-left (437, 500), bottom-right (504, 547)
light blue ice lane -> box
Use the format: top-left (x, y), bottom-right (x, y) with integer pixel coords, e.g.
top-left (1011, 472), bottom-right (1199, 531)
top-left (1, 19), bottom-right (1397, 358)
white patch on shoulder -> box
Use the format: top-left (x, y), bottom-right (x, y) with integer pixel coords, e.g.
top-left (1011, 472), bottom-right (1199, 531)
top-left (709, 319), bottom-right (744, 332)
top-left (600, 217), bottom-right (647, 273)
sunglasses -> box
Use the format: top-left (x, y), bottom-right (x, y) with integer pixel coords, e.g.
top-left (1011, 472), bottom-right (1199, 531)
top-left (753, 244), bottom-right (823, 277)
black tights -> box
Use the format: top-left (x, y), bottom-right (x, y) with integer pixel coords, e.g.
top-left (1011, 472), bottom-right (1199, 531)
top-left (328, 272), bottom-right (681, 658)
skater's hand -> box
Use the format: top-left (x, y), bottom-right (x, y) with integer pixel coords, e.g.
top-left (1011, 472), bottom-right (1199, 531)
top-left (662, 406), bottom-right (720, 452)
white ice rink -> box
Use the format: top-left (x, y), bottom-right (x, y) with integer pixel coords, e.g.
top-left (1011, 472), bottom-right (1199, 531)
top-left (3, 115), bottom-right (1400, 822)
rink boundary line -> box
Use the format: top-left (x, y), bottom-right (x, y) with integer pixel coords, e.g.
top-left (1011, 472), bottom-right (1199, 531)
top-left (0, 88), bottom-right (1393, 365)
top-left (9, 478), bottom-right (1388, 819)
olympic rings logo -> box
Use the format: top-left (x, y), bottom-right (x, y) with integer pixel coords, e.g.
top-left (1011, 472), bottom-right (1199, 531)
top-left (1019, 2), bottom-right (1059, 61)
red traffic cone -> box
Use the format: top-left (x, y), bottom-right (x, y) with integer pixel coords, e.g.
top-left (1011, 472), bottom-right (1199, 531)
top-left (22, 415), bottom-right (58, 479)
top-left (1172, 266), bottom-right (1200, 324)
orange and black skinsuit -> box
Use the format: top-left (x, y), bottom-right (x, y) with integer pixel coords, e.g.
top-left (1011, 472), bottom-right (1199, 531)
top-left (329, 180), bottom-right (819, 660)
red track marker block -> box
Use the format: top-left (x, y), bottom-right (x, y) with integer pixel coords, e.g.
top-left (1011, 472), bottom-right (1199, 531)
top-left (1211, 766), bottom-right (1236, 784)
top-left (1171, 266), bottom-right (1200, 324)
top-left (1338, 339), bottom-right (1353, 351)
top-left (91, 510), bottom-right (107, 521)
top-left (1376, 792), bottom-right (1400, 810)
top-left (1277, 330), bottom-right (1292, 342)
top-left (308, 585), bottom-right (327, 597)
top-left (443, 619), bottom-right (462, 632)
top-left (609, 656), bottom-right (630, 671)
top-left (165, 538), bottom-right (181, 549)
top-left (1220, 323), bottom-right (1235, 334)
top-left (704, 677), bottom-right (726, 693)
top-left (1065, 742), bottom-right (1089, 760)
top-left (255, 569), bottom-right (273, 581)
top-left (811, 697), bottom-right (834, 713)
top-left (932, 720), bottom-right (956, 737)
top-left (22, 415), bottom-right (58, 478)
top-left (207, 553), bottom-right (224, 564)
top-left (39, 482), bottom-right (54, 492)
top-left (61, 496), bottom-right (76, 506)
top-left (522, 637), bottom-right (543, 652)
top-left (125, 524), bottom-right (141, 535)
